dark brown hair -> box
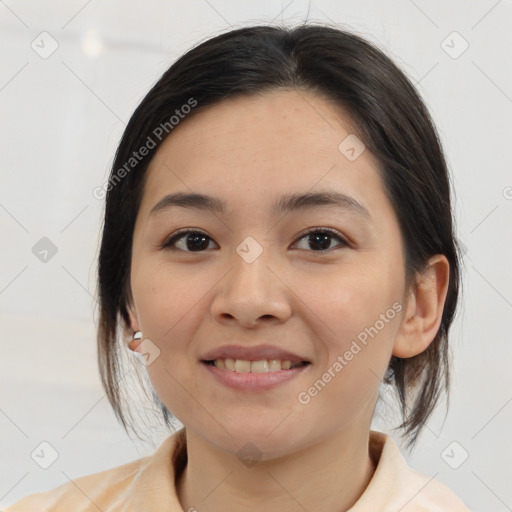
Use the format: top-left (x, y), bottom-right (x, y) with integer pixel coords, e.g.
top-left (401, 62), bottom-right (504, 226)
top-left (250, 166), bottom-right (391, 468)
top-left (96, 23), bottom-right (462, 448)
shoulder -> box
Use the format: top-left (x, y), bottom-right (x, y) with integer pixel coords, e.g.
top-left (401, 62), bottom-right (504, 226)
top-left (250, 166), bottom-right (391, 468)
top-left (401, 466), bottom-right (471, 512)
top-left (363, 431), bottom-right (470, 512)
top-left (2, 431), bottom-right (185, 512)
top-left (2, 454), bottom-right (151, 512)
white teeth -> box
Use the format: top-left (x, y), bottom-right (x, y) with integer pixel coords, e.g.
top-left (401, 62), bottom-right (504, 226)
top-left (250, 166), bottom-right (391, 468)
top-left (268, 359), bottom-right (281, 371)
top-left (251, 360), bottom-right (269, 373)
top-left (213, 359), bottom-right (225, 369)
top-left (234, 359), bottom-right (251, 372)
top-left (210, 358), bottom-right (303, 372)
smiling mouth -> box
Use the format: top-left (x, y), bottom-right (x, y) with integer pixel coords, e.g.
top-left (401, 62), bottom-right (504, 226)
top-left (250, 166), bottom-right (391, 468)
top-left (203, 358), bottom-right (311, 373)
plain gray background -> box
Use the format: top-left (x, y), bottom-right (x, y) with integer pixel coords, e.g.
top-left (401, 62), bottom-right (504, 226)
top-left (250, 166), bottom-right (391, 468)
top-left (1, 0), bottom-right (511, 510)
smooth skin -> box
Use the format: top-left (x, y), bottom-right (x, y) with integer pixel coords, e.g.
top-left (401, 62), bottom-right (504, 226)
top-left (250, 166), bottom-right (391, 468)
top-left (127, 89), bottom-right (449, 512)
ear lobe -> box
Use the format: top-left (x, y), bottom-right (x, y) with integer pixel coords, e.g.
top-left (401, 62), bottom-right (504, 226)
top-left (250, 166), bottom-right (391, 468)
top-left (392, 255), bottom-right (450, 359)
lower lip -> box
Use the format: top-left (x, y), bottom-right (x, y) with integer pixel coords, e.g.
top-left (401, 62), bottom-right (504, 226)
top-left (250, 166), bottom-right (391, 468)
top-left (201, 362), bottom-right (310, 391)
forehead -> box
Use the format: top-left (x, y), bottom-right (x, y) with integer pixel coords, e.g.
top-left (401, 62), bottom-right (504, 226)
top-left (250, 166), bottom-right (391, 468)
top-left (139, 89), bottom-right (390, 221)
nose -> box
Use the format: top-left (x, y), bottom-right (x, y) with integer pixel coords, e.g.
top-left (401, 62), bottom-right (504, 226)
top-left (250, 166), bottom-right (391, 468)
top-left (210, 247), bottom-right (292, 329)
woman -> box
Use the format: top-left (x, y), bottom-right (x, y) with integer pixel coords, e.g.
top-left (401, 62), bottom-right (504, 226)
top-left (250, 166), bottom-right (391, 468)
top-left (5, 23), bottom-right (470, 511)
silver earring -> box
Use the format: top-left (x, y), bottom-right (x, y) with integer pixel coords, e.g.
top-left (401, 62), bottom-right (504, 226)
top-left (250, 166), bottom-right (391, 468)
top-left (128, 330), bottom-right (142, 351)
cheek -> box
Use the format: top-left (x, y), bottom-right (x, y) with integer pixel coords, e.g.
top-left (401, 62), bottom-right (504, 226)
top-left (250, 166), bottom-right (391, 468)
top-left (292, 266), bottom-right (400, 403)
top-left (131, 265), bottom-right (210, 423)
top-left (132, 261), bottom-right (209, 341)
top-left (297, 263), bottom-right (399, 346)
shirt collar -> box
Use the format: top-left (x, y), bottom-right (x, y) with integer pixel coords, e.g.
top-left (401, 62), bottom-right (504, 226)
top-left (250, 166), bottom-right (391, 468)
top-left (120, 428), bottom-right (444, 511)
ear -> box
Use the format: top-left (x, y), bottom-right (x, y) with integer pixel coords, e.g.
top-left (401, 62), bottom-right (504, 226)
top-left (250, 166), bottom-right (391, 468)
top-left (392, 254), bottom-right (450, 358)
top-left (125, 301), bottom-right (141, 337)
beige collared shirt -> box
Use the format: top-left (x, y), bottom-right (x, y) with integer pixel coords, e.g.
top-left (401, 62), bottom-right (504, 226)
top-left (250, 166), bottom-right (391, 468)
top-left (3, 429), bottom-right (470, 511)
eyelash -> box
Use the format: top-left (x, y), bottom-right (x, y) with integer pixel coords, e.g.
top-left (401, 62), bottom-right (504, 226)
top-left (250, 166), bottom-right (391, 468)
top-left (159, 227), bottom-right (350, 253)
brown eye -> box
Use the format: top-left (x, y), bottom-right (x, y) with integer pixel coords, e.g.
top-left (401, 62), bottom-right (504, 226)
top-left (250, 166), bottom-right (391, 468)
top-left (161, 230), bottom-right (216, 252)
top-left (293, 228), bottom-right (349, 252)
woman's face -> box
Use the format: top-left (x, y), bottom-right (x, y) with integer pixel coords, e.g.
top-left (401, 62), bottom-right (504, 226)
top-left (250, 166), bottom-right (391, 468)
top-left (129, 89), bottom-right (409, 457)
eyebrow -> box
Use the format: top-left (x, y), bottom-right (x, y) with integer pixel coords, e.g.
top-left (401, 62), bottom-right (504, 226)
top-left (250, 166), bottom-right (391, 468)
top-left (149, 190), bottom-right (371, 219)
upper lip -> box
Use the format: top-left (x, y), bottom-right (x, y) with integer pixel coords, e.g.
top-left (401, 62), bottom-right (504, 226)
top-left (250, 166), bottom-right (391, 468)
top-left (201, 344), bottom-right (310, 364)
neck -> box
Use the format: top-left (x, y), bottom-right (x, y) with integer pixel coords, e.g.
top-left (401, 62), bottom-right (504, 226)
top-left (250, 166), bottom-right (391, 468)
top-left (176, 426), bottom-right (376, 512)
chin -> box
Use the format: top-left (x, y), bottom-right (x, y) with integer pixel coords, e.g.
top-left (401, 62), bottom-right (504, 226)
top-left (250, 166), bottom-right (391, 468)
top-left (202, 415), bottom-right (310, 459)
